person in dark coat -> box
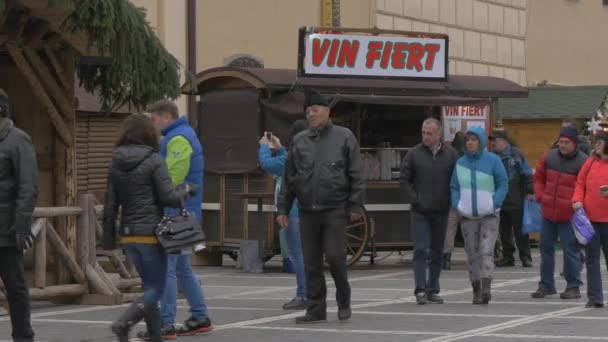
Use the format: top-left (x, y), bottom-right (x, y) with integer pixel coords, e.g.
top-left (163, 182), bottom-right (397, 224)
top-left (103, 114), bottom-right (197, 342)
top-left (277, 89), bottom-right (365, 324)
top-left (490, 130), bottom-right (534, 268)
top-left (0, 89), bottom-right (38, 342)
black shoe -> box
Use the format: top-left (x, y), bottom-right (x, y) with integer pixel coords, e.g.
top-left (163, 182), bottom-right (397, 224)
top-left (141, 303), bottom-right (162, 342)
top-left (443, 253), bottom-right (452, 270)
top-left (427, 293), bottom-right (444, 304)
top-left (176, 316), bottom-right (213, 336)
top-left (472, 281), bottom-right (483, 305)
top-left (586, 301), bottom-right (604, 308)
top-left (560, 287), bottom-right (581, 299)
top-left (136, 326), bottom-right (177, 341)
top-left (531, 287), bottom-right (557, 298)
top-left (481, 278), bottom-right (492, 304)
top-left (522, 259), bottom-right (533, 268)
top-left (295, 315), bottom-right (327, 324)
top-left (112, 301), bottom-right (145, 342)
top-left (495, 259), bottom-right (515, 267)
top-left (415, 292), bottom-right (428, 305)
top-left (338, 307), bottom-right (352, 321)
top-left (283, 298), bottom-right (308, 310)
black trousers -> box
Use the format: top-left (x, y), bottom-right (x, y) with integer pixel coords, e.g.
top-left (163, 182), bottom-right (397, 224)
top-left (299, 209), bottom-right (351, 318)
top-left (499, 209), bottom-right (531, 262)
top-left (0, 247), bottom-right (34, 341)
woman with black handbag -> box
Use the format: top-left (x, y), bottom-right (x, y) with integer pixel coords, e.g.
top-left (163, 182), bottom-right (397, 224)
top-left (102, 114), bottom-right (197, 342)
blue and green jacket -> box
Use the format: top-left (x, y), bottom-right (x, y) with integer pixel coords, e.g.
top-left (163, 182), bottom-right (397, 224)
top-left (450, 127), bottom-right (508, 219)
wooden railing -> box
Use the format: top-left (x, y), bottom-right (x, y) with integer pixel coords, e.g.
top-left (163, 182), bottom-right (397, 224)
top-left (0, 194), bottom-right (141, 305)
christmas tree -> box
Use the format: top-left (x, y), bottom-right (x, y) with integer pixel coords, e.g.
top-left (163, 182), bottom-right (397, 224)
top-left (586, 93), bottom-right (608, 138)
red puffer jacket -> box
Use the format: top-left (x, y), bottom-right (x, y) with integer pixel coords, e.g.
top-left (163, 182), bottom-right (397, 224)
top-left (534, 149), bottom-right (588, 223)
top-left (572, 156), bottom-right (608, 223)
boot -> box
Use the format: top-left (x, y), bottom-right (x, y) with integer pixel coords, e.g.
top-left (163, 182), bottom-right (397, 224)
top-left (142, 303), bottom-right (162, 342)
top-left (443, 253), bottom-right (452, 270)
top-left (472, 280), bottom-right (483, 305)
top-left (481, 278), bottom-right (492, 304)
top-left (111, 301), bottom-right (145, 342)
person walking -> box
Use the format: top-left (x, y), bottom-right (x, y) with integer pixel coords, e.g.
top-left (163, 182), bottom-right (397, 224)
top-left (143, 100), bottom-right (212, 339)
top-left (277, 89), bottom-right (365, 324)
top-left (258, 120), bottom-right (309, 310)
top-left (443, 131), bottom-right (466, 270)
top-left (450, 127), bottom-right (508, 305)
top-left (103, 114), bottom-right (197, 342)
top-left (400, 118), bottom-right (459, 303)
top-left (532, 126), bottom-right (587, 300)
top-left (0, 89), bottom-right (38, 342)
top-left (490, 131), bottom-right (534, 268)
top-left (572, 132), bottom-right (608, 308)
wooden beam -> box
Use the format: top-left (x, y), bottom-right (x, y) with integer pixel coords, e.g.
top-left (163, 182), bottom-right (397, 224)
top-left (94, 261), bottom-right (121, 296)
top-left (7, 9), bottom-right (29, 42)
top-left (85, 265), bottom-right (113, 296)
top-left (33, 207), bottom-right (82, 217)
top-left (46, 222), bottom-right (87, 286)
top-left (33, 221), bottom-right (46, 289)
top-left (43, 45), bottom-right (70, 92)
top-left (6, 43), bottom-right (73, 146)
top-left (23, 47), bottom-right (75, 122)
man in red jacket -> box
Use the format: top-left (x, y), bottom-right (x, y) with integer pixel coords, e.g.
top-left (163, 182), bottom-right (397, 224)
top-left (532, 126), bottom-right (587, 299)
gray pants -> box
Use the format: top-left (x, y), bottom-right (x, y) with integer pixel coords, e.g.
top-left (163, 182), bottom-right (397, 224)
top-left (444, 209), bottom-right (461, 253)
top-left (461, 215), bottom-right (500, 282)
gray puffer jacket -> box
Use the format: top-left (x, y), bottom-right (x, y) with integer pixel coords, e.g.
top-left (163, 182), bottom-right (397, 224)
top-left (0, 119), bottom-right (39, 247)
top-left (103, 144), bottom-right (189, 248)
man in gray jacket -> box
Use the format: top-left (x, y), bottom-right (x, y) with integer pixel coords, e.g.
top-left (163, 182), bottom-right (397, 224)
top-left (0, 89), bottom-right (38, 342)
top-left (400, 118), bottom-right (459, 305)
top-left (277, 89), bottom-right (365, 324)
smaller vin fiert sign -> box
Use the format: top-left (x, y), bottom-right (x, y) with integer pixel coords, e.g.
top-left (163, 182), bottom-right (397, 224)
top-left (299, 28), bottom-right (448, 81)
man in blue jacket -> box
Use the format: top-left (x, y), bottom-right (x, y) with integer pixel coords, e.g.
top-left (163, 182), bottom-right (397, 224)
top-left (139, 100), bottom-right (212, 340)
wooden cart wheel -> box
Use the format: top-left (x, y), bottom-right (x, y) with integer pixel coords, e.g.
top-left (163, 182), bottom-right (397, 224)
top-left (345, 208), bottom-right (370, 267)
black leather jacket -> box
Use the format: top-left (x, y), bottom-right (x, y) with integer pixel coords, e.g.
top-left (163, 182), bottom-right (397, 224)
top-left (102, 145), bottom-right (189, 248)
top-left (278, 122), bottom-right (365, 214)
top-left (0, 119), bottom-right (38, 247)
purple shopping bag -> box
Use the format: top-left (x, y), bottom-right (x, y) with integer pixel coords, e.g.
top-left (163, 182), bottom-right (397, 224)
top-left (571, 208), bottom-right (595, 245)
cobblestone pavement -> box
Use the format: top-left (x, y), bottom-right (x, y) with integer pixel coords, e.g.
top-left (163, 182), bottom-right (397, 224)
top-left (1, 249), bottom-right (604, 342)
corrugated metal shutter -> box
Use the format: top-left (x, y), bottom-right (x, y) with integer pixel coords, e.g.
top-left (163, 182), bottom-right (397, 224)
top-left (76, 113), bottom-right (127, 199)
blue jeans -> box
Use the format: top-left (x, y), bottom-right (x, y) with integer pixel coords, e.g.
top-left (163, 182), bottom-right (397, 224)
top-left (286, 213), bottom-right (307, 300)
top-left (585, 223), bottom-right (608, 303)
top-left (539, 219), bottom-right (583, 290)
top-left (124, 244), bottom-right (168, 307)
top-left (160, 253), bottom-right (208, 327)
top-left (411, 211), bottom-right (448, 295)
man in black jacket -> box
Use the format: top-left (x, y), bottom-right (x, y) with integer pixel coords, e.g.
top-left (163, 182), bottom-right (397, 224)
top-left (277, 89), bottom-right (365, 324)
top-left (490, 131), bottom-right (534, 267)
top-left (0, 89), bottom-right (38, 342)
top-left (400, 118), bottom-right (459, 305)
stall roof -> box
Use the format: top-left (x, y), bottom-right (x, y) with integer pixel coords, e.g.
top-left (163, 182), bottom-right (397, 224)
top-left (184, 67), bottom-right (529, 99)
top-left (498, 86), bottom-right (608, 120)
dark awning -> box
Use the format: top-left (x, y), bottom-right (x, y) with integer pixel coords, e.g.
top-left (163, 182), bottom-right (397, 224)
top-left (184, 67), bottom-right (528, 99)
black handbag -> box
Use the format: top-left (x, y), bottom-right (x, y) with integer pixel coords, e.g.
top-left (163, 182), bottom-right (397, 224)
top-left (155, 206), bottom-right (206, 254)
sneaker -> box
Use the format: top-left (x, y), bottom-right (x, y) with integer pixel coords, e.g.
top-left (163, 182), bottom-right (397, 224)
top-left (415, 292), bottom-right (428, 305)
top-left (338, 307), bottom-right (352, 321)
top-left (585, 301), bottom-right (604, 308)
top-left (495, 259), bottom-right (515, 267)
top-left (176, 316), bottom-right (213, 336)
top-left (560, 287), bottom-right (581, 299)
top-left (522, 259), bottom-right (533, 268)
top-left (295, 314), bottom-right (327, 324)
top-left (282, 298), bottom-right (307, 310)
top-left (531, 287), bottom-right (557, 298)
top-left (427, 293), bottom-right (444, 304)
top-left (136, 326), bottom-right (177, 340)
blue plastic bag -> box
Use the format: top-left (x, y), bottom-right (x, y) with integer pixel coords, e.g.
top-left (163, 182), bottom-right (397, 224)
top-left (572, 208), bottom-right (595, 245)
top-left (522, 199), bottom-right (542, 235)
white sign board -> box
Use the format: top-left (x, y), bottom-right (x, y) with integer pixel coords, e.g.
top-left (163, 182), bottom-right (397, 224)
top-left (441, 105), bottom-right (490, 142)
top-left (300, 32), bottom-right (448, 80)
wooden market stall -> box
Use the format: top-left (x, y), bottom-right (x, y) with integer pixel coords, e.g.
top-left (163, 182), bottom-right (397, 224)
top-left (0, 0), bottom-right (184, 305)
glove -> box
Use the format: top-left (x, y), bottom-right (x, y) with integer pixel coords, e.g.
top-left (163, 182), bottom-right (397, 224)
top-left (16, 231), bottom-right (35, 251)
